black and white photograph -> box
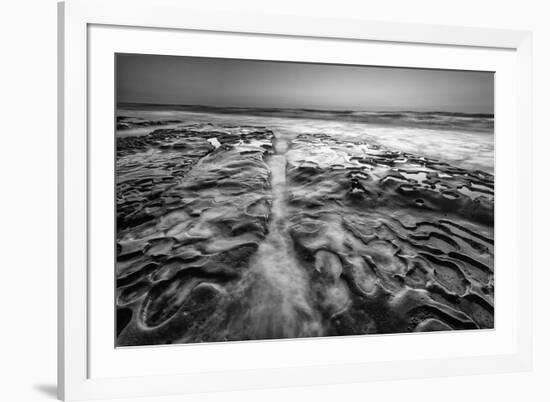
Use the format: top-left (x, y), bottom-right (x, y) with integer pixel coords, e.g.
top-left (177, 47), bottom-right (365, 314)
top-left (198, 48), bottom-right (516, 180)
top-left (115, 54), bottom-right (494, 347)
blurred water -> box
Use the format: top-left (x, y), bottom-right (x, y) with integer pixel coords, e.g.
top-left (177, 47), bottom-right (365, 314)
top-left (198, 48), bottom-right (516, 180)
top-left (242, 141), bottom-right (323, 338)
top-left (117, 106), bottom-right (494, 173)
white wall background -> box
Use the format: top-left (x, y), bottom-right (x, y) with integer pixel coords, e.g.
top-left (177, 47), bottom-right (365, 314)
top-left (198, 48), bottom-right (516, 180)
top-left (0, 0), bottom-right (547, 401)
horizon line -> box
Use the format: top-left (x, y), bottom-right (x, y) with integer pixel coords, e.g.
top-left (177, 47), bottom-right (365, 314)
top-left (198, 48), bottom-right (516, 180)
top-left (116, 101), bottom-right (494, 116)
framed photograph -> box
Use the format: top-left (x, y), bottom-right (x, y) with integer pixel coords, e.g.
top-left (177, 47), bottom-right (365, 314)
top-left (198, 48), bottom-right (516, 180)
top-left (58, 0), bottom-right (533, 400)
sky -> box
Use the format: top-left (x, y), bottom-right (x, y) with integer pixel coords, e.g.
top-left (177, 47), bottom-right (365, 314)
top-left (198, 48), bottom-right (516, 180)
top-left (116, 53), bottom-right (494, 113)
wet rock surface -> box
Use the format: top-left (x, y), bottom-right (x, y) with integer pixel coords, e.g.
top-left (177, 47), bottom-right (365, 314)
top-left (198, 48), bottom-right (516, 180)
top-left (116, 124), bottom-right (275, 345)
top-left (116, 125), bottom-right (493, 346)
top-left (285, 134), bottom-right (493, 335)
top-left (116, 115), bottom-right (182, 130)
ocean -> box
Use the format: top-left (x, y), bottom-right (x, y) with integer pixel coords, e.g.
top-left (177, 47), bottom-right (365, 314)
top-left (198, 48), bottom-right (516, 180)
top-left (116, 104), bottom-right (494, 173)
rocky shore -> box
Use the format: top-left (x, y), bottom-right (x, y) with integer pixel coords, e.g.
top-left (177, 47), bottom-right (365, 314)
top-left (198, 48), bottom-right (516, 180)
top-left (115, 122), bottom-right (493, 346)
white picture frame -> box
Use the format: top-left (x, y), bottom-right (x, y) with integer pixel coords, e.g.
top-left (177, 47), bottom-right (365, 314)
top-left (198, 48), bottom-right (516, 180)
top-left (58, 0), bottom-right (533, 400)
